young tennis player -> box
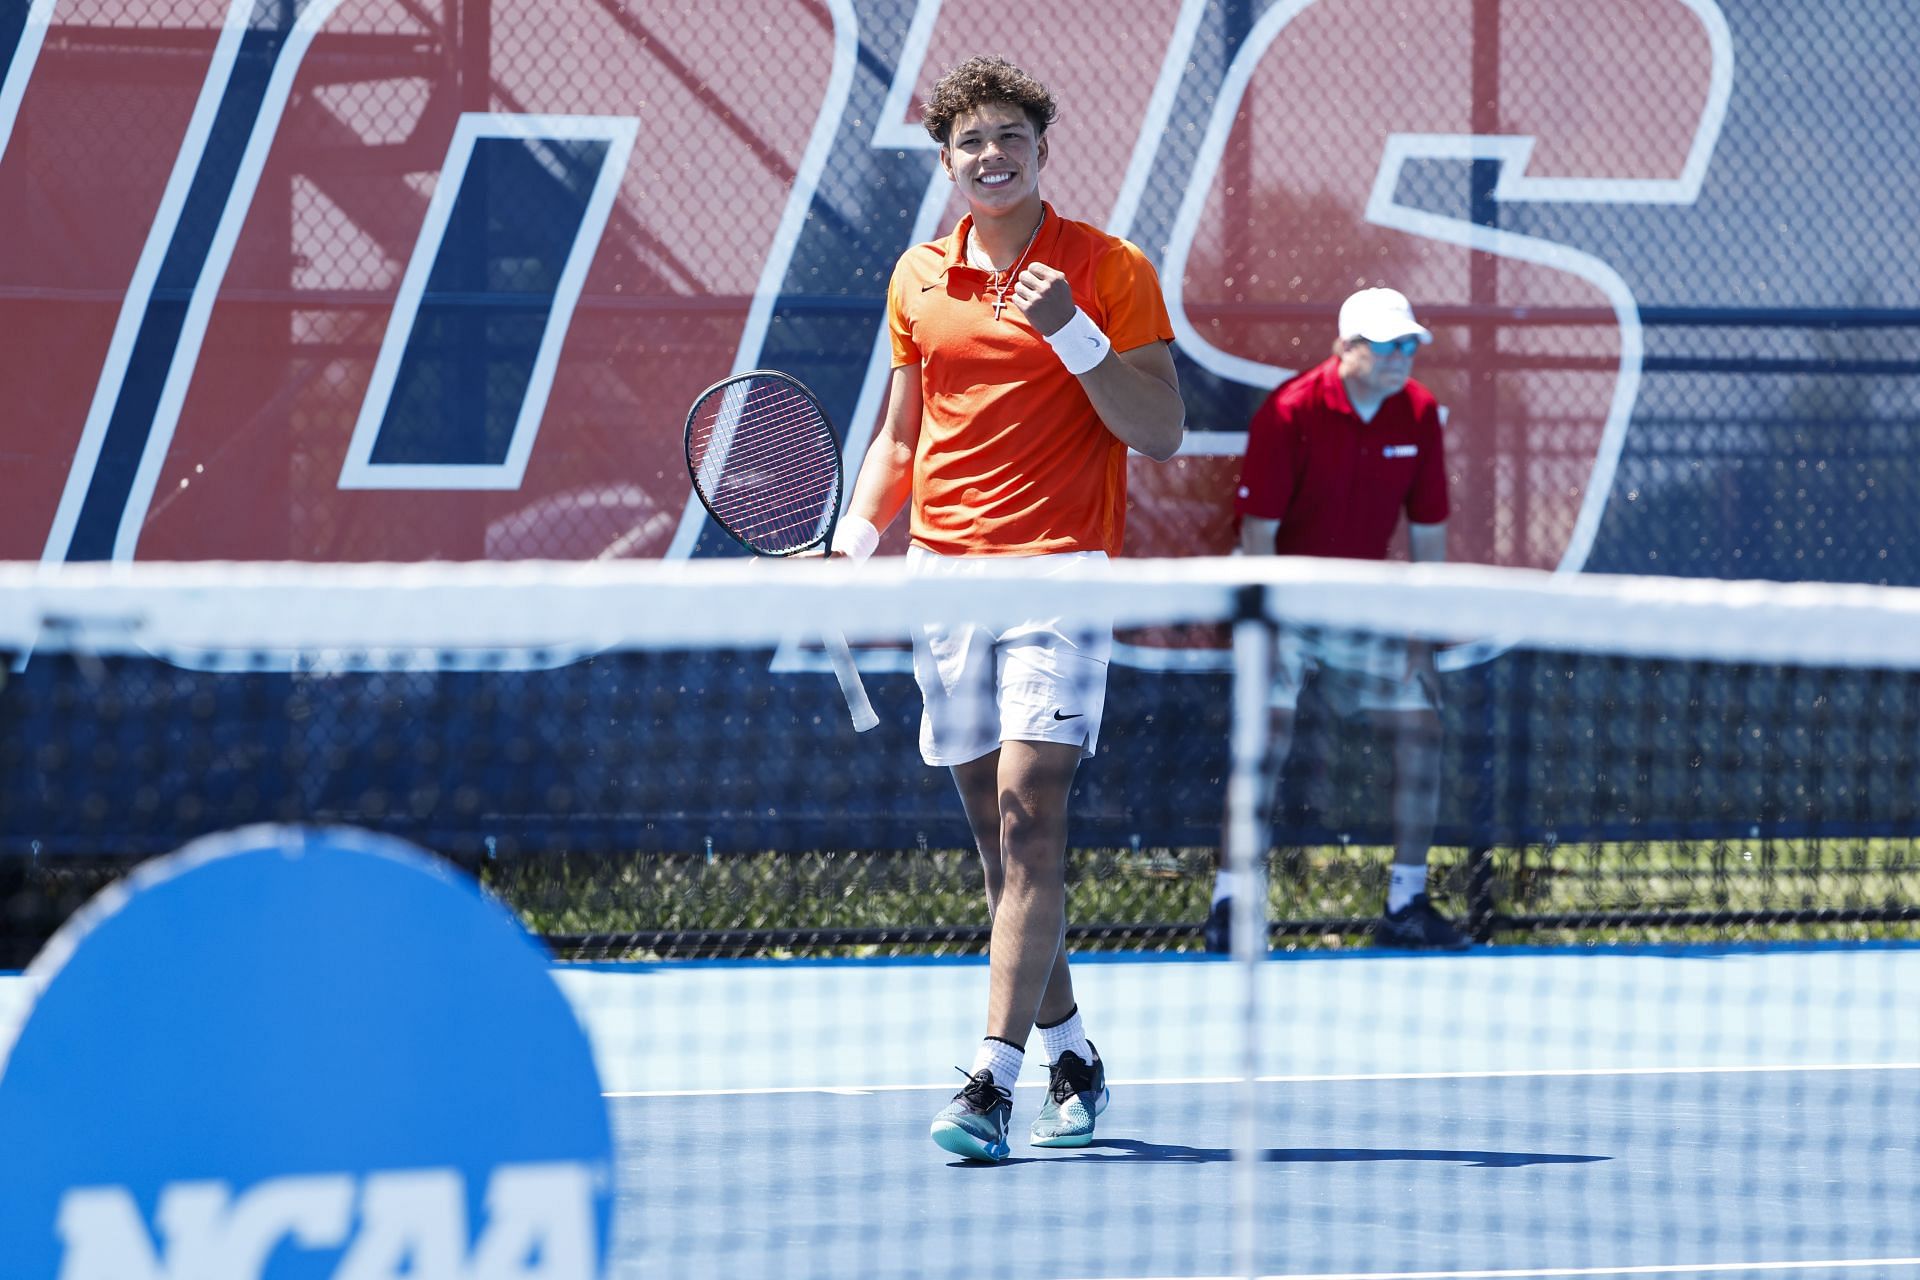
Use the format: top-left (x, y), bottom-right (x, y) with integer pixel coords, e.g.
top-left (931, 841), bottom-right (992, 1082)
top-left (832, 56), bottom-right (1183, 1161)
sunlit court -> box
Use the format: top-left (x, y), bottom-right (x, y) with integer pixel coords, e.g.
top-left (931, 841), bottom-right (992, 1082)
top-left (3, 1), bottom-right (1919, 1277)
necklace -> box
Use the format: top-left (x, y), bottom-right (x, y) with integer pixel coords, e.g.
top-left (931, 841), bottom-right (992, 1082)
top-left (966, 210), bottom-right (1044, 321)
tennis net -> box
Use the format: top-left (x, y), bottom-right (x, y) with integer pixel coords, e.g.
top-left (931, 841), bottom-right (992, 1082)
top-left (1, 557), bottom-right (1917, 1278)
top-left (4, 558), bottom-right (1918, 957)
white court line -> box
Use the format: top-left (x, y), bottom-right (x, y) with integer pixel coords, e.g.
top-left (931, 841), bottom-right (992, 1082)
top-left (1254, 1061), bottom-right (1920, 1085)
top-left (604, 1075), bottom-right (1243, 1098)
top-left (1077, 1257), bottom-right (1920, 1280)
top-left (604, 1084), bottom-right (917, 1098)
top-left (604, 1061), bottom-right (1920, 1099)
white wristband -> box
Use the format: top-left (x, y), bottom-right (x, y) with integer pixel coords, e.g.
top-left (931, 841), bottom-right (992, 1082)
top-left (830, 514), bottom-right (880, 562)
top-left (1045, 307), bottom-right (1112, 376)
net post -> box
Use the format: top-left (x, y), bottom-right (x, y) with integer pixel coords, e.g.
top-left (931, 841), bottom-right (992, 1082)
top-left (1226, 582), bottom-right (1273, 1280)
top-left (1462, 0), bottom-right (1504, 948)
top-left (1465, 842), bottom-right (1496, 943)
top-left (1465, 654), bottom-right (1502, 944)
top-left (1468, 639), bottom-right (1534, 943)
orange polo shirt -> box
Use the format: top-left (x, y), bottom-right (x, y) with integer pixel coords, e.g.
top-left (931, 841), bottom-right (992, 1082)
top-left (887, 203), bottom-right (1175, 556)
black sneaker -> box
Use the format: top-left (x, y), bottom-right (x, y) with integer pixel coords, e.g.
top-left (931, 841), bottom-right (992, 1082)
top-left (1374, 893), bottom-right (1471, 951)
top-left (1203, 897), bottom-right (1232, 953)
top-left (929, 1067), bottom-right (1013, 1161)
top-left (1030, 1044), bottom-right (1109, 1147)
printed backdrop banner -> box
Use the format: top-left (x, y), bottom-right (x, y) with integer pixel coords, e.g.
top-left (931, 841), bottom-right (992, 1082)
top-left (0, 0), bottom-right (1915, 854)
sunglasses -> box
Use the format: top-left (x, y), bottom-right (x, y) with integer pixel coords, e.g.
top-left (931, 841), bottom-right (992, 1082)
top-left (1362, 337), bottom-right (1421, 357)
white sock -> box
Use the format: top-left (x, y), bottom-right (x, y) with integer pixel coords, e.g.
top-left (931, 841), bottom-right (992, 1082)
top-left (1036, 1005), bottom-right (1093, 1066)
top-left (970, 1037), bottom-right (1024, 1093)
top-left (1387, 864), bottom-right (1428, 914)
top-left (1211, 870), bottom-right (1236, 906)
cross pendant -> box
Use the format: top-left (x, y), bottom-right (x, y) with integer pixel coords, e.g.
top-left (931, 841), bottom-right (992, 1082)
top-left (991, 291), bottom-right (1007, 322)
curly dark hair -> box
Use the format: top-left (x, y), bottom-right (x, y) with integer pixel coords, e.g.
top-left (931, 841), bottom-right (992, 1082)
top-left (921, 55), bottom-right (1058, 145)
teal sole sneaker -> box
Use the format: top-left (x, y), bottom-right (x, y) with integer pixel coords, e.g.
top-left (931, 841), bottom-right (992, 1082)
top-left (1030, 1045), bottom-right (1108, 1148)
top-left (930, 1067), bottom-right (1013, 1162)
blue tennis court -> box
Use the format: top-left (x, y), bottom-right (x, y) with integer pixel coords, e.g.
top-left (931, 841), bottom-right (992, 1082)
top-left (2, 931), bottom-right (1915, 1276)
top-left (540, 944), bottom-right (1920, 1279)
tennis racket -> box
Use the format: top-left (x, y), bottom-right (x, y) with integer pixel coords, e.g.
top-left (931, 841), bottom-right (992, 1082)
top-left (684, 369), bottom-right (879, 732)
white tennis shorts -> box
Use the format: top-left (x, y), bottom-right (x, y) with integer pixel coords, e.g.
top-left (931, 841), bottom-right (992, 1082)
top-left (908, 547), bottom-right (1112, 767)
top-left (1272, 629), bottom-right (1433, 716)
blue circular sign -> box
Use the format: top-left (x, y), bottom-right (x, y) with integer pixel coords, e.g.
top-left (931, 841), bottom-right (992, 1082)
top-left (0, 825), bottom-right (612, 1278)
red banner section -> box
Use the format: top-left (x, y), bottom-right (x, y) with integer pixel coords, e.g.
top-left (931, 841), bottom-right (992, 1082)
top-left (0, 1), bottom-right (233, 559)
top-left (0, 1), bottom-right (1727, 571)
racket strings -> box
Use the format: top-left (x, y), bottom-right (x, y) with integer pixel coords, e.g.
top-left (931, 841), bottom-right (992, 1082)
top-left (694, 403), bottom-right (837, 508)
top-left (689, 384), bottom-right (842, 554)
top-left (691, 390), bottom-right (822, 470)
top-left (694, 406), bottom-right (835, 493)
top-left (691, 389), bottom-right (831, 471)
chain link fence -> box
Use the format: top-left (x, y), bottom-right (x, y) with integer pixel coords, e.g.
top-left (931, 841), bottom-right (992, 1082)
top-left (5, 1), bottom-right (1920, 958)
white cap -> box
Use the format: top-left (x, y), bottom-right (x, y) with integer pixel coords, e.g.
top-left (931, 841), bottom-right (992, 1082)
top-left (1338, 287), bottom-right (1432, 345)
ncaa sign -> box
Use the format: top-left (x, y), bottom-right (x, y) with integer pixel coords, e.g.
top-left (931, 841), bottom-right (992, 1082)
top-left (0, 826), bottom-right (614, 1278)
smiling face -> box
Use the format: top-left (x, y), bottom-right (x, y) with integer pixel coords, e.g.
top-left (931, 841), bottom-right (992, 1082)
top-left (941, 101), bottom-right (1046, 216)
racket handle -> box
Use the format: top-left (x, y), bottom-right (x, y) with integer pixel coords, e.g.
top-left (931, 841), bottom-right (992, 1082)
top-left (822, 629), bottom-right (879, 732)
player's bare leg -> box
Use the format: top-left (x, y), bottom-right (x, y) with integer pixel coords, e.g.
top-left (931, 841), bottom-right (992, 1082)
top-left (980, 739), bottom-right (1082, 1038)
top-left (950, 750), bottom-right (1074, 1019)
top-left (931, 740), bottom-right (1088, 1159)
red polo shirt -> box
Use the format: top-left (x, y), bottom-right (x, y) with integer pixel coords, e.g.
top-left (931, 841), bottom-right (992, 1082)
top-left (1234, 357), bottom-right (1449, 558)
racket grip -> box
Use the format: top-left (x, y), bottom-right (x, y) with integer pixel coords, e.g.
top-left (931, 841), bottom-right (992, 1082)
top-left (822, 629), bottom-right (879, 732)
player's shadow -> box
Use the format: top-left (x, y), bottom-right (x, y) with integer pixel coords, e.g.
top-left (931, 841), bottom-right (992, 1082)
top-left (1060, 1140), bottom-right (1609, 1168)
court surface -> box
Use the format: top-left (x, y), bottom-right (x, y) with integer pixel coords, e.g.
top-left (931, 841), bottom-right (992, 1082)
top-left (4, 944), bottom-right (1916, 1278)
top-left (562, 944), bottom-right (1920, 1279)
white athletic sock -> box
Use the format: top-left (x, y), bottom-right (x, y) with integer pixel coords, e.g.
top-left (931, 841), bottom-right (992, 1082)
top-left (971, 1037), bottom-right (1024, 1094)
top-left (1211, 870), bottom-right (1237, 906)
top-left (1036, 1005), bottom-right (1093, 1066)
top-left (1387, 864), bottom-right (1428, 914)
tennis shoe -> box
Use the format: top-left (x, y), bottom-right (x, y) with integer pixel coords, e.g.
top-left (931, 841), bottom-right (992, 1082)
top-left (1374, 892), bottom-right (1471, 951)
top-left (930, 1067), bottom-right (1013, 1162)
top-left (1029, 1044), bottom-right (1108, 1148)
